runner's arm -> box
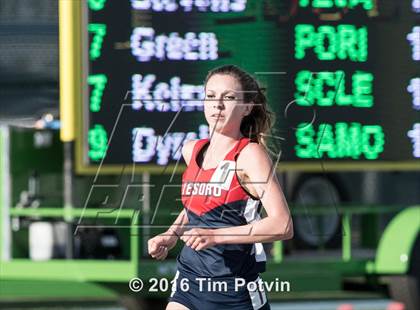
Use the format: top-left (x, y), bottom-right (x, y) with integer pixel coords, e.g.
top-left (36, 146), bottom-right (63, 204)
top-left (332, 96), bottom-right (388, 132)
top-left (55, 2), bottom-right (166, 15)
top-left (166, 209), bottom-right (189, 238)
top-left (214, 143), bottom-right (292, 243)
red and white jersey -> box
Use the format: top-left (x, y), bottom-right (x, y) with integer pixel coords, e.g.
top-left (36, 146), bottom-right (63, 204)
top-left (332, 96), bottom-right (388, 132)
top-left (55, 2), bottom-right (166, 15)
top-left (177, 136), bottom-right (267, 279)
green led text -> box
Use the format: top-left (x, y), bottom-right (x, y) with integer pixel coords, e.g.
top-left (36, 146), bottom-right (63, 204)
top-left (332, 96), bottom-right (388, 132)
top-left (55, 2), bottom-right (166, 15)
top-left (88, 124), bottom-right (108, 161)
top-left (299, 0), bottom-right (373, 10)
top-left (88, 0), bottom-right (107, 11)
top-left (88, 74), bottom-right (108, 112)
top-left (295, 122), bottom-right (384, 159)
top-left (295, 24), bottom-right (368, 62)
top-left (88, 23), bottom-right (107, 60)
top-left (295, 70), bottom-right (373, 107)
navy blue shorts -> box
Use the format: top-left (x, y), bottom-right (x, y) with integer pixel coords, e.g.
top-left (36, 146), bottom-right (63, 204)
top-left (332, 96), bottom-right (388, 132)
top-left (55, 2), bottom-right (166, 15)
top-left (168, 270), bottom-right (271, 310)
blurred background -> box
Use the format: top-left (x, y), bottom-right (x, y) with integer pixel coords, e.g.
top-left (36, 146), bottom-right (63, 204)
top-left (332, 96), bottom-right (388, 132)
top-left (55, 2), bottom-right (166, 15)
top-left (0, 0), bottom-right (419, 310)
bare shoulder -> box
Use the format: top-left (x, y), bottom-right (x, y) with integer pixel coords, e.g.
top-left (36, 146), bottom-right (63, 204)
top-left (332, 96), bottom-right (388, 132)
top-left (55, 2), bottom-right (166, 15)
top-left (238, 142), bottom-right (272, 163)
top-left (181, 139), bottom-right (199, 166)
top-left (237, 142), bottom-right (274, 175)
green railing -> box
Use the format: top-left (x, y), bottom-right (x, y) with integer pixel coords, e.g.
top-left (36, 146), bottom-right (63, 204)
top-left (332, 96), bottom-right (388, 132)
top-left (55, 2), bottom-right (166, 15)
top-left (0, 204), bottom-right (413, 283)
top-left (1, 207), bottom-right (140, 281)
top-left (271, 204), bottom-right (407, 263)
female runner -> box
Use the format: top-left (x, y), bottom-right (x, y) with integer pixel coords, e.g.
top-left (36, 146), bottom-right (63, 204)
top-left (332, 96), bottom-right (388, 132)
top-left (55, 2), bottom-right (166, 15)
top-left (148, 64), bottom-right (293, 310)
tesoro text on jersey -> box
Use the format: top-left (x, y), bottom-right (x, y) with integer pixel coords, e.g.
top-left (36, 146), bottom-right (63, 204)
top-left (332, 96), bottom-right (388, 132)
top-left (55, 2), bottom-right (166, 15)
top-left (181, 182), bottom-right (222, 197)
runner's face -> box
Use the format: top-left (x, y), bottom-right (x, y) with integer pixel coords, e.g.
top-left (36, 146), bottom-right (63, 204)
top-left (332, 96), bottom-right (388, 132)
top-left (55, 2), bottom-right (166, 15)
top-left (204, 74), bottom-right (251, 134)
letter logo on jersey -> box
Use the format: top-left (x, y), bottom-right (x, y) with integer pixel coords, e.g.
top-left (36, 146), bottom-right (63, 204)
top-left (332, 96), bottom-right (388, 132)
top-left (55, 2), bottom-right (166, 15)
top-left (210, 160), bottom-right (236, 191)
top-left (182, 182), bottom-right (222, 197)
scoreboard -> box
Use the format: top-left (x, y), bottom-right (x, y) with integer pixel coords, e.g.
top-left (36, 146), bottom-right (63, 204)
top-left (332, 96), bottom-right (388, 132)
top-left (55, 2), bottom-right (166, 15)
top-left (70, 0), bottom-right (420, 173)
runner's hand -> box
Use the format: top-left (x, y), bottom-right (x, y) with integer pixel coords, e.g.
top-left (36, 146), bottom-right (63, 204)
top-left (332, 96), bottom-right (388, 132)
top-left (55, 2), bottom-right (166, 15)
top-left (181, 228), bottom-right (216, 251)
top-left (148, 231), bottom-right (178, 260)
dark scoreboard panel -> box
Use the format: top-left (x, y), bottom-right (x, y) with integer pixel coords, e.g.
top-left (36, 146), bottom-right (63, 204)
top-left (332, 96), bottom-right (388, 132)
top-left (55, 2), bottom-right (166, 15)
top-left (76, 0), bottom-right (419, 173)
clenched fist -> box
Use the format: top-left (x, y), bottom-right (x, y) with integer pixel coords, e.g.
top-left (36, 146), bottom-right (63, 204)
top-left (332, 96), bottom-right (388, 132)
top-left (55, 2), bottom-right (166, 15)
top-left (180, 228), bottom-right (216, 251)
top-left (148, 230), bottom-right (178, 260)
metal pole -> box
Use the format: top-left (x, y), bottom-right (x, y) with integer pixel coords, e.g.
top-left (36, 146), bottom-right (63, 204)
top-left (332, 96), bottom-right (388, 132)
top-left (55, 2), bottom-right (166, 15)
top-left (0, 126), bottom-right (11, 261)
top-left (63, 141), bottom-right (74, 259)
top-left (142, 172), bottom-right (151, 257)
